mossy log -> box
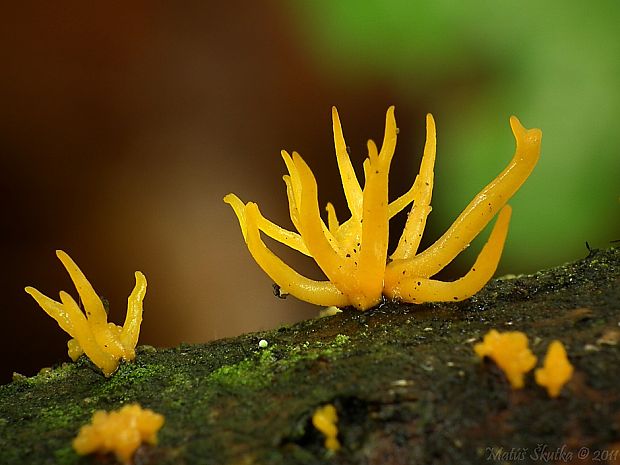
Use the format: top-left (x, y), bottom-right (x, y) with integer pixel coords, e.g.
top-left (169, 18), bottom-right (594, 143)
top-left (1, 247), bottom-right (619, 465)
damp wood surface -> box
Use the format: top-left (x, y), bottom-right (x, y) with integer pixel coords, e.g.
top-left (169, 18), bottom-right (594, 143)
top-left (1, 247), bottom-right (619, 465)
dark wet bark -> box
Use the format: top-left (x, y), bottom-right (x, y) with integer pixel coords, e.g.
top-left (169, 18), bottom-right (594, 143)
top-left (1, 247), bottom-right (619, 465)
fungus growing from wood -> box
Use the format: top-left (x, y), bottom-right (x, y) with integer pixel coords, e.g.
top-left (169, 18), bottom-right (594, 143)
top-left (312, 403), bottom-right (340, 452)
top-left (474, 329), bottom-right (537, 388)
top-left (225, 107), bottom-right (541, 310)
top-left (73, 403), bottom-right (164, 464)
top-left (25, 250), bottom-right (147, 377)
top-left (535, 340), bottom-right (573, 397)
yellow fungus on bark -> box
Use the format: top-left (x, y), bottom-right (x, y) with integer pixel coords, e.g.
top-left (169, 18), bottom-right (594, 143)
top-left (25, 250), bottom-right (147, 377)
top-left (225, 107), bottom-right (541, 310)
top-left (73, 404), bottom-right (164, 464)
top-left (312, 404), bottom-right (340, 451)
top-left (474, 329), bottom-right (537, 388)
top-left (535, 340), bottom-right (574, 398)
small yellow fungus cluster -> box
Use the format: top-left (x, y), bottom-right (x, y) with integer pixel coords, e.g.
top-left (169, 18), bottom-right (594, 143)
top-left (474, 329), bottom-right (537, 388)
top-left (25, 250), bottom-right (147, 377)
top-left (312, 403), bottom-right (340, 451)
top-left (225, 107), bottom-right (541, 310)
top-left (535, 340), bottom-right (574, 397)
top-left (475, 330), bottom-right (574, 397)
top-left (73, 404), bottom-right (164, 464)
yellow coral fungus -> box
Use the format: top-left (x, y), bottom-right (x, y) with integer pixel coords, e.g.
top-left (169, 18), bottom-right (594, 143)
top-left (25, 250), bottom-right (147, 376)
top-left (73, 404), bottom-right (164, 464)
top-left (535, 340), bottom-right (574, 398)
top-left (225, 107), bottom-right (541, 310)
top-left (474, 329), bottom-right (537, 388)
top-left (312, 404), bottom-right (340, 451)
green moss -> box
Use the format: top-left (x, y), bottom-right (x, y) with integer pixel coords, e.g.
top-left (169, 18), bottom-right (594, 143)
top-left (0, 248), bottom-right (618, 465)
top-left (209, 358), bottom-right (271, 390)
top-left (206, 336), bottom-right (351, 392)
top-left (38, 405), bottom-right (82, 430)
top-left (93, 363), bottom-right (166, 399)
top-left (18, 362), bottom-right (76, 387)
top-left (53, 446), bottom-right (75, 465)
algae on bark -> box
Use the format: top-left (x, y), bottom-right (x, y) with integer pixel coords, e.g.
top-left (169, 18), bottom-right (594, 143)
top-left (1, 247), bottom-right (619, 465)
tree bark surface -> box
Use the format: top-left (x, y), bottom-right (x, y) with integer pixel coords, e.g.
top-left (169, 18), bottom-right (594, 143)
top-left (1, 247), bottom-right (619, 465)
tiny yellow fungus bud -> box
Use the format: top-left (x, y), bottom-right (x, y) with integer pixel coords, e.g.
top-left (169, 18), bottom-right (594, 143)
top-left (474, 329), bottom-right (537, 389)
top-left (25, 250), bottom-right (147, 376)
top-left (67, 338), bottom-right (83, 361)
top-left (73, 404), bottom-right (164, 465)
top-left (258, 339), bottom-right (268, 348)
top-left (312, 404), bottom-right (340, 451)
top-left (535, 340), bottom-right (574, 398)
top-left (225, 107), bottom-right (541, 310)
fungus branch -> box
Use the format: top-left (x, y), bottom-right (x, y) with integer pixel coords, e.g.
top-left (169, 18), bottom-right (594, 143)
top-left (225, 107), bottom-right (541, 310)
top-left (25, 250), bottom-right (147, 376)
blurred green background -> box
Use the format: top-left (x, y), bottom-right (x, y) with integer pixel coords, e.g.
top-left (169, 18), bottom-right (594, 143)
top-left (1, 1), bottom-right (618, 383)
top-left (292, 0), bottom-right (620, 270)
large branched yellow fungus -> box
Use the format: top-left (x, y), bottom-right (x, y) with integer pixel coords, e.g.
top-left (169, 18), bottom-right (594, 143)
top-left (25, 250), bottom-right (147, 377)
top-left (312, 403), bottom-right (340, 452)
top-left (225, 107), bottom-right (541, 310)
top-left (73, 403), bottom-right (164, 464)
top-left (474, 329), bottom-right (537, 389)
top-left (535, 340), bottom-right (574, 398)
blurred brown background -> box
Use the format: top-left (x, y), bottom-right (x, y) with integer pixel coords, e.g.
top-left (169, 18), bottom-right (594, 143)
top-left (2, 1), bottom-right (618, 383)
